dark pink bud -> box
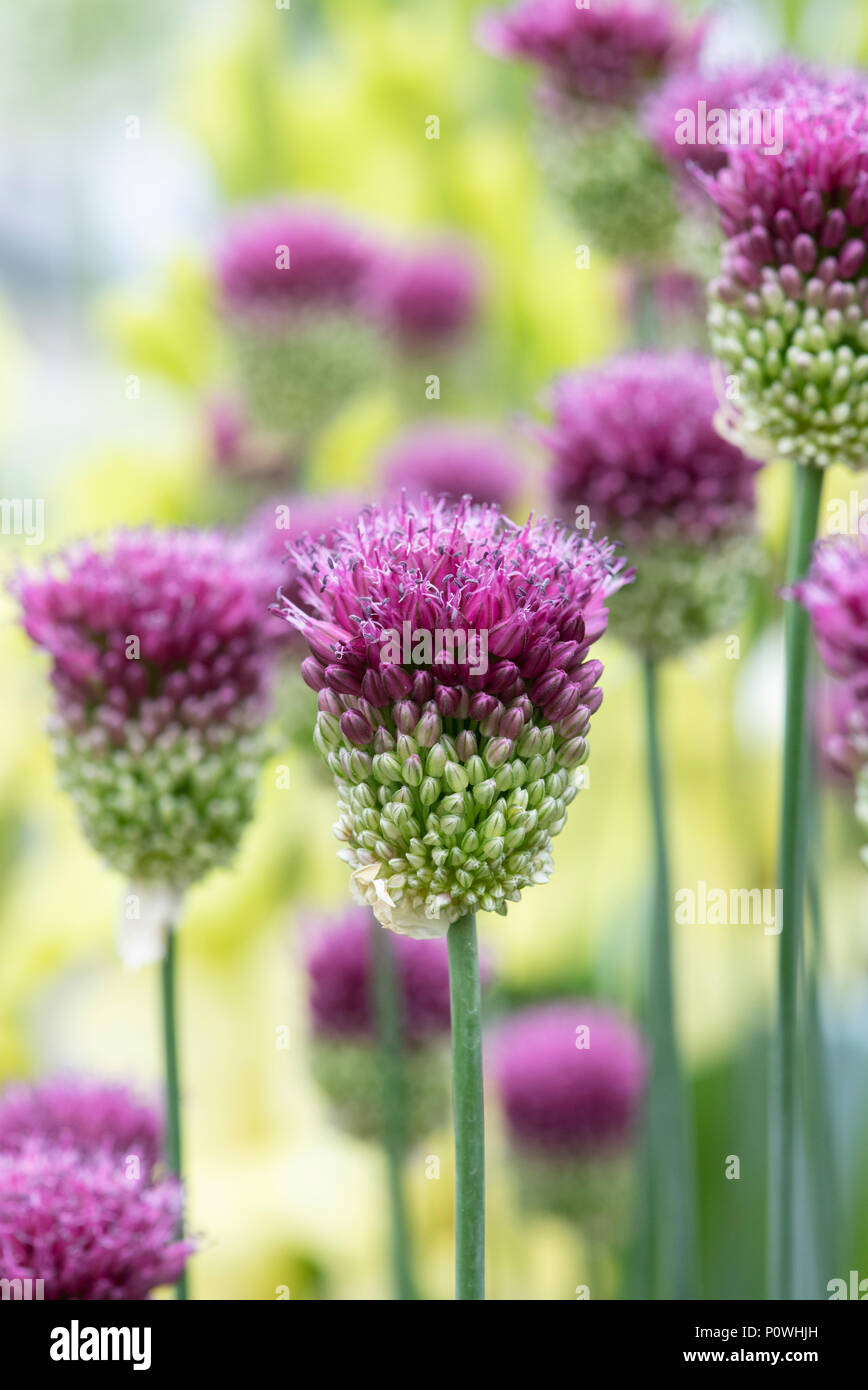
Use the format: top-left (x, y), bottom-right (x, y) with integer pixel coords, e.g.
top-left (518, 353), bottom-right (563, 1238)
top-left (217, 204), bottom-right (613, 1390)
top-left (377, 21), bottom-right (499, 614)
top-left (793, 235), bottom-right (817, 273)
top-left (381, 664), bottom-right (413, 700)
top-left (821, 209), bottom-right (848, 250)
top-left (839, 239), bottom-right (867, 280)
top-left (529, 669), bottom-right (567, 706)
top-left (798, 190), bottom-right (824, 231)
top-left (361, 668), bottom-right (388, 707)
top-left (394, 699), bottom-right (420, 733)
top-left (488, 612), bottom-right (527, 659)
top-left (324, 664), bottom-right (363, 696)
top-left (301, 657), bottom-right (327, 692)
top-left (779, 264), bottom-right (803, 299)
top-left (340, 710), bottom-right (374, 747)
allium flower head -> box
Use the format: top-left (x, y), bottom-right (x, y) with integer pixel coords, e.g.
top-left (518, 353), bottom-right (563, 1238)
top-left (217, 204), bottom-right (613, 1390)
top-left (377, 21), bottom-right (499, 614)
top-left (369, 243), bottom-right (480, 352)
top-left (278, 497), bottom-right (628, 936)
top-left (795, 537), bottom-right (868, 851)
top-left (381, 423), bottom-right (523, 512)
top-left (217, 205), bottom-right (373, 319)
top-left (495, 1001), bottom-right (647, 1155)
top-left (812, 672), bottom-right (868, 786)
top-left (493, 1000), bottom-right (646, 1231)
top-left (13, 529), bottom-right (275, 958)
top-left (306, 906), bottom-right (452, 1044)
top-left (216, 203), bottom-right (382, 445)
top-left (480, 0), bottom-right (692, 108)
top-left (645, 60), bottom-right (802, 178)
top-left (792, 536), bottom-right (868, 677)
top-left (481, 1), bottom-right (699, 263)
top-left (305, 907), bottom-right (465, 1141)
top-left (704, 75), bottom-right (868, 469)
top-left (0, 1145), bottom-right (191, 1299)
top-left (0, 1077), bottom-right (162, 1173)
top-left (545, 351), bottom-right (762, 659)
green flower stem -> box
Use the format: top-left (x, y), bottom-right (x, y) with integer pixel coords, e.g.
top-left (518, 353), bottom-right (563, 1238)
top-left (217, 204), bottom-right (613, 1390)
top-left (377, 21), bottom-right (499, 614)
top-left (447, 912), bottom-right (485, 1300)
top-left (642, 657), bottom-right (696, 1299)
top-left (632, 271), bottom-right (659, 350)
top-left (770, 462), bottom-right (823, 1301)
top-left (371, 919), bottom-right (418, 1301)
top-left (802, 718), bottom-right (839, 1290)
top-left (160, 929), bottom-right (188, 1301)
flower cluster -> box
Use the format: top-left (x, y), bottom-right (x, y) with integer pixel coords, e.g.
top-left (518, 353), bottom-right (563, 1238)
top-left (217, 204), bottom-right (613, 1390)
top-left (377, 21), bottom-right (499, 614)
top-left (704, 75), bottom-right (868, 469)
top-left (0, 1077), bottom-right (192, 1299)
top-left (13, 530), bottom-right (275, 946)
top-left (278, 497), bottom-right (628, 936)
top-left (481, 0), bottom-right (701, 263)
top-left (545, 351), bottom-right (762, 659)
top-left (216, 203), bottom-right (381, 448)
top-left (380, 423), bottom-right (523, 512)
top-left (493, 1000), bottom-right (646, 1230)
top-left (304, 907), bottom-right (456, 1141)
top-left (0, 1076), bottom-right (162, 1169)
top-left (481, 0), bottom-right (690, 108)
top-left (368, 243), bottom-right (480, 354)
top-left (795, 539), bottom-right (868, 800)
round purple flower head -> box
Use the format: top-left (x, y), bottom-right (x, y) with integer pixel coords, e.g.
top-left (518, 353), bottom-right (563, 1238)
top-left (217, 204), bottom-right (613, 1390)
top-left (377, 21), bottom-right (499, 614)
top-left (704, 74), bottom-right (868, 469)
top-left (0, 1146), bottom-right (191, 1300)
top-left (545, 351), bottom-right (762, 658)
top-left (0, 1077), bottom-right (162, 1174)
top-left (480, 0), bottom-right (692, 108)
top-left (307, 906), bottom-right (452, 1045)
top-left (217, 204), bottom-right (373, 320)
top-left (495, 1001), bottom-right (646, 1155)
top-left (480, 1), bottom-right (700, 263)
top-left (645, 60), bottom-right (802, 178)
top-left (13, 530), bottom-right (275, 961)
top-left (380, 423), bottom-right (523, 512)
top-left (244, 492), bottom-right (364, 645)
top-left (794, 537), bottom-right (868, 845)
top-left (493, 1000), bottom-right (647, 1231)
top-left (216, 203), bottom-right (382, 445)
top-left (277, 497), bottom-right (629, 936)
top-left (304, 906), bottom-right (472, 1141)
top-left (812, 672), bottom-right (868, 787)
top-left (369, 243), bottom-right (480, 353)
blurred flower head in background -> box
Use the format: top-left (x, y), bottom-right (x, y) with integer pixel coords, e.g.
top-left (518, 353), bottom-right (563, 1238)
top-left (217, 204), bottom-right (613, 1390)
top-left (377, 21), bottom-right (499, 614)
top-left (280, 496), bottom-right (629, 935)
top-left (380, 422), bottom-right (524, 512)
top-left (0, 1076), bottom-right (162, 1172)
top-left (215, 202), bottom-right (383, 451)
top-left (545, 350), bottom-right (763, 659)
top-left (480, 0), bottom-right (694, 108)
top-left (368, 241), bottom-right (480, 354)
top-left (304, 905), bottom-right (457, 1143)
top-left (493, 999), bottom-right (646, 1231)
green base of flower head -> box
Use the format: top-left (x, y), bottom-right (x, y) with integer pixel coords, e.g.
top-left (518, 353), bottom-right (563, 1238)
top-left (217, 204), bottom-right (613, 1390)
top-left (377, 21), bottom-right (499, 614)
top-left (709, 283), bottom-right (868, 470)
top-left (311, 1036), bottom-right (450, 1143)
top-left (53, 720), bottom-right (268, 888)
top-left (511, 1148), bottom-right (635, 1242)
top-left (231, 310), bottom-right (382, 444)
top-left (539, 107), bottom-right (679, 267)
top-left (317, 707), bottom-right (586, 937)
top-left (610, 532), bottom-right (764, 662)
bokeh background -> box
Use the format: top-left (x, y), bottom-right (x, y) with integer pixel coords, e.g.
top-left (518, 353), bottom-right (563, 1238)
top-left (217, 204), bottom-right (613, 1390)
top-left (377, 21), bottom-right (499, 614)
top-left (2, 0), bottom-right (868, 1299)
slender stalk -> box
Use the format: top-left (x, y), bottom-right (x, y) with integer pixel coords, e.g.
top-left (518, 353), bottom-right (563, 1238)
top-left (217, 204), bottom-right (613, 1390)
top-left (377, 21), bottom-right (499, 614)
top-left (770, 462), bottom-right (823, 1300)
top-left (370, 919), bottom-right (418, 1300)
top-left (160, 930), bottom-right (188, 1300)
top-left (642, 657), bottom-right (696, 1299)
top-left (802, 728), bottom-right (839, 1292)
top-left (447, 912), bottom-right (485, 1300)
